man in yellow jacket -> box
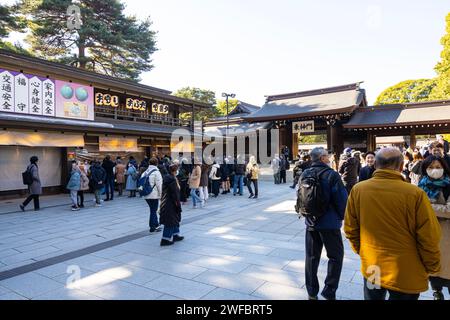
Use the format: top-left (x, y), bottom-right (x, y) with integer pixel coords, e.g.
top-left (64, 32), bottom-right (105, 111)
top-left (344, 147), bottom-right (441, 300)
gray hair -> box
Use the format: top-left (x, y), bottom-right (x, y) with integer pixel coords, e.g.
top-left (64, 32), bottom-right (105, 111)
top-left (310, 147), bottom-right (328, 162)
top-left (375, 147), bottom-right (403, 170)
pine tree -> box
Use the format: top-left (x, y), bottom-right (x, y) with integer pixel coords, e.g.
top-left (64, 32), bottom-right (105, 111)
top-left (18, 0), bottom-right (157, 81)
top-left (0, 3), bottom-right (27, 51)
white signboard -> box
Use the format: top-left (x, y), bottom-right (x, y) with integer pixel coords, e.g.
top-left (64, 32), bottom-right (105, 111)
top-left (0, 69), bottom-right (57, 117)
top-left (29, 76), bottom-right (43, 115)
top-left (14, 73), bottom-right (29, 114)
top-left (42, 79), bottom-right (55, 116)
top-left (0, 70), bottom-right (14, 113)
top-left (293, 120), bottom-right (315, 133)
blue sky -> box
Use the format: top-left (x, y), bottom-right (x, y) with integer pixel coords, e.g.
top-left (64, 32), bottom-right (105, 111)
top-left (4, 0), bottom-right (449, 105)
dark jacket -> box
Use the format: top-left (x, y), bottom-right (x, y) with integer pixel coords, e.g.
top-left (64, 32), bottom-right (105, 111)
top-left (300, 160), bottom-right (312, 171)
top-left (359, 165), bottom-right (376, 182)
top-left (303, 162), bottom-right (348, 230)
top-left (338, 155), bottom-right (361, 187)
top-left (102, 159), bottom-right (115, 177)
top-left (90, 163), bottom-right (107, 190)
top-left (159, 174), bottom-right (182, 227)
top-left (234, 163), bottom-right (246, 175)
top-left (444, 140), bottom-right (450, 154)
top-left (444, 154), bottom-right (450, 171)
top-left (200, 164), bottom-right (210, 187)
top-left (280, 158), bottom-right (288, 171)
top-left (139, 158), bottom-right (149, 170)
top-left (158, 164), bottom-right (168, 176)
top-left (220, 163), bottom-right (230, 178)
top-left (177, 164), bottom-right (190, 182)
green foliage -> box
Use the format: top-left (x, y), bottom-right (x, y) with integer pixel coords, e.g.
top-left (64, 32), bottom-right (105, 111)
top-left (0, 3), bottom-right (28, 51)
top-left (376, 12), bottom-right (450, 104)
top-left (16, 0), bottom-right (157, 81)
top-left (375, 79), bottom-right (437, 105)
top-left (215, 98), bottom-right (239, 116)
top-left (299, 134), bottom-right (327, 144)
top-left (173, 87), bottom-right (216, 122)
top-left (430, 12), bottom-right (450, 100)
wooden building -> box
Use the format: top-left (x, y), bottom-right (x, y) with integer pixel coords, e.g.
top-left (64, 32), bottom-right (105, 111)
top-left (244, 83), bottom-right (368, 158)
top-left (0, 50), bottom-right (211, 198)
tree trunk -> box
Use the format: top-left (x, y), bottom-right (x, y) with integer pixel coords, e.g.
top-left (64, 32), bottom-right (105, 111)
top-left (78, 43), bottom-right (87, 69)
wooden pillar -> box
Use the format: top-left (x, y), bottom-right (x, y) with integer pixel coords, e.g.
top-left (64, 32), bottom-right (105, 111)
top-left (329, 123), bottom-right (344, 156)
top-left (367, 131), bottom-right (376, 151)
top-left (279, 124), bottom-right (287, 155)
top-left (410, 128), bottom-right (416, 149)
top-left (326, 126), bottom-right (332, 152)
top-left (191, 104), bottom-right (195, 131)
top-left (285, 121), bottom-right (293, 160)
top-left (292, 131), bottom-right (298, 160)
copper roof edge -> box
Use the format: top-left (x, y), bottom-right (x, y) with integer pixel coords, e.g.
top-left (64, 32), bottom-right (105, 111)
top-left (357, 100), bottom-right (450, 112)
top-left (264, 82), bottom-right (364, 102)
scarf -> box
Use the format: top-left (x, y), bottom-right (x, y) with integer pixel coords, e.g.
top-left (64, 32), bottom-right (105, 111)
top-left (418, 175), bottom-right (450, 200)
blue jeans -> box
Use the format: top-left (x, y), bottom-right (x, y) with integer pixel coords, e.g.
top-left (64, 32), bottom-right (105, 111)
top-left (146, 199), bottom-right (159, 229)
top-left (162, 225), bottom-right (180, 241)
top-left (105, 176), bottom-right (115, 199)
top-left (190, 188), bottom-right (202, 206)
top-left (233, 175), bottom-right (244, 195)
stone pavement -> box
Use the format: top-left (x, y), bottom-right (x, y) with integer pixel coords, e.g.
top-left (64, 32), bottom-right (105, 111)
top-left (0, 181), bottom-right (447, 300)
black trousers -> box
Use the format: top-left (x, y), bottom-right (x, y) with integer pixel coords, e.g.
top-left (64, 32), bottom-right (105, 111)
top-left (179, 180), bottom-right (188, 202)
top-left (363, 278), bottom-right (420, 300)
top-left (212, 180), bottom-right (220, 196)
top-left (23, 194), bottom-right (40, 210)
top-left (305, 228), bottom-right (344, 299)
top-left (280, 170), bottom-right (286, 183)
top-left (77, 191), bottom-right (84, 206)
top-left (247, 179), bottom-right (258, 197)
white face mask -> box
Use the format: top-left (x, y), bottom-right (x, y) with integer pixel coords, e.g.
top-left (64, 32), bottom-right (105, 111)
top-left (427, 168), bottom-right (444, 180)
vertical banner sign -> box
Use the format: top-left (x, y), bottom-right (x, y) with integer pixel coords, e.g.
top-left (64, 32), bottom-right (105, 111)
top-left (42, 79), bottom-right (55, 116)
top-left (0, 69), bottom-right (14, 113)
top-left (14, 73), bottom-right (29, 114)
top-left (29, 76), bottom-right (43, 115)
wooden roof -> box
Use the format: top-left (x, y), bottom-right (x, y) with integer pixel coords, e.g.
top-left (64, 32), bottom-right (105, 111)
top-left (0, 49), bottom-right (211, 110)
top-left (244, 83), bottom-right (367, 122)
top-left (343, 100), bottom-right (450, 130)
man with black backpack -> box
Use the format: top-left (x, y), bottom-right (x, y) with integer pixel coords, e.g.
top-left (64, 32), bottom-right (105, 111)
top-left (295, 147), bottom-right (348, 300)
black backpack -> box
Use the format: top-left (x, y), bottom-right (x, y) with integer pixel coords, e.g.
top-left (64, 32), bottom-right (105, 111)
top-left (214, 168), bottom-right (221, 178)
top-left (22, 165), bottom-right (33, 185)
top-left (295, 167), bottom-right (331, 220)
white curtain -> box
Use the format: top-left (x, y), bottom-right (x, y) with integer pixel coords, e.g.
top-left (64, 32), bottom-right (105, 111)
top-left (0, 131), bottom-right (84, 147)
top-left (0, 146), bottom-right (62, 191)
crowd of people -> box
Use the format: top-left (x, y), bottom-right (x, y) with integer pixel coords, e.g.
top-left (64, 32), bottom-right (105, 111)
top-left (19, 153), bottom-right (261, 246)
top-left (294, 135), bottom-right (450, 300)
top-left (17, 135), bottom-right (450, 299)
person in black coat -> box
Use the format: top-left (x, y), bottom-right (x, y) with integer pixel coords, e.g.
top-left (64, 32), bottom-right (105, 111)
top-left (177, 160), bottom-right (190, 204)
top-left (279, 155), bottom-right (288, 184)
top-left (90, 161), bottom-right (107, 206)
top-left (102, 155), bottom-right (116, 201)
top-left (160, 164), bottom-right (184, 246)
top-left (220, 157), bottom-right (231, 194)
top-left (359, 151), bottom-right (376, 182)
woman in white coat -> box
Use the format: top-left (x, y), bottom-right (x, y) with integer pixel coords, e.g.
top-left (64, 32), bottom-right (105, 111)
top-left (142, 158), bottom-right (163, 233)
